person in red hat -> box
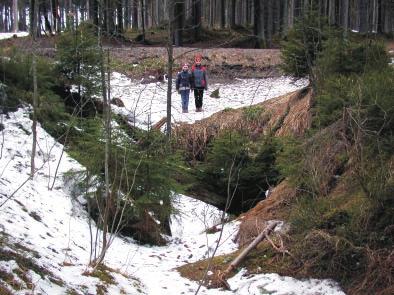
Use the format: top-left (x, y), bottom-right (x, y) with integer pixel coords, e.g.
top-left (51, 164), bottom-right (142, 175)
top-left (191, 54), bottom-right (208, 112)
top-left (176, 63), bottom-right (193, 113)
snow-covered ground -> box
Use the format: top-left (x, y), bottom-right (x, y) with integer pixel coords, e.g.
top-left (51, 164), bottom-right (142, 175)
top-left (110, 72), bottom-right (308, 129)
top-left (0, 108), bottom-right (345, 294)
top-left (0, 32), bottom-right (29, 40)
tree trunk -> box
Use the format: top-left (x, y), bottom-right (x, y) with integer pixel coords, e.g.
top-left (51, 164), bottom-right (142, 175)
top-left (342, 0), bottom-right (349, 38)
top-left (95, 47), bottom-right (112, 265)
top-left (328, 0), bottom-right (335, 25)
top-left (124, 0), bottom-right (130, 29)
top-left (12, 0), bottom-right (18, 32)
top-left (218, 221), bottom-right (279, 289)
top-left (166, 0), bottom-right (174, 137)
top-left (220, 0), bottom-right (226, 28)
top-left (288, 0), bottom-right (295, 29)
top-left (229, 0), bottom-right (236, 27)
top-left (31, 55), bottom-right (38, 177)
top-left (42, 1), bottom-right (53, 34)
top-left (266, 0), bottom-right (273, 47)
top-left (192, 0), bottom-right (201, 41)
top-left (117, 0), bottom-right (123, 33)
top-left (254, 0), bottom-right (265, 48)
top-left (174, 0), bottom-right (184, 46)
top-left (140, 0), bottom-right (145, 40)
top-left (359, 0), bottom-right (369, 33)
top-left (132, 0), bottom-right (138, 29)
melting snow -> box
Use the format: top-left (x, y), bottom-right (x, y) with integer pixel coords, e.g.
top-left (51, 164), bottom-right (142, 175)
top-left (0, 100), bottom-right (344, 293)
top-left (0, 32), bottom-right (29, 40)
top-left (110, 72), bottom-right (308, 129)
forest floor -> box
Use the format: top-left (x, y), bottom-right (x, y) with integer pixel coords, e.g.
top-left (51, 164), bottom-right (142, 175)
top-left (0, 34), bottom-right (282, 82)
top-left (2, 32), bottom-right (392, 82)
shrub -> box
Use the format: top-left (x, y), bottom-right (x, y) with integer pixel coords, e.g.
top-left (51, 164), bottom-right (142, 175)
top-left (56, 21), bottom-right (101, 99)
top-left (202, 131), bottom-right (280, 213)
top-left (281, 11), bottom-right (329, 80)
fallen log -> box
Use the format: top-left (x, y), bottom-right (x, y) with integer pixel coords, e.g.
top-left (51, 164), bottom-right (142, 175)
top-left (218, 221), bottom-right (280, 290)
top-left (152, 117), bottom-right (167, 130)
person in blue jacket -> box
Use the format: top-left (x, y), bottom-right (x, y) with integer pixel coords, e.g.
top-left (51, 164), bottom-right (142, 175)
top-left (176, 63), bottom-right (193, 113)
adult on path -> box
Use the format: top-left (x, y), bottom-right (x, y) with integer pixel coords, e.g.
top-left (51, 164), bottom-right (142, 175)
top-left (176, 63), bottom-right (193, 113)
top-left (191, 54), bottom-right (208, 112)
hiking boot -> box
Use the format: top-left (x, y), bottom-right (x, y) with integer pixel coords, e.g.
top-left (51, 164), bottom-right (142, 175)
top-left (182, 109), bottom-right (188, 113)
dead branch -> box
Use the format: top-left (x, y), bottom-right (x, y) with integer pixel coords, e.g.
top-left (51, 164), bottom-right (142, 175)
top-left (217, 221), bottom-right (280, 290)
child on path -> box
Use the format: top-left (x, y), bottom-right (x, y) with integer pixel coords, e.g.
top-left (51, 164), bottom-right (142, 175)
top-left (191, 54), bottom-right (208, 112)
top-left (176, 63), bottom-right (193, 113)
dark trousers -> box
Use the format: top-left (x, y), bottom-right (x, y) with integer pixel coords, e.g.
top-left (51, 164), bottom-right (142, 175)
top-left (194, 88), bottom-right (204, 109)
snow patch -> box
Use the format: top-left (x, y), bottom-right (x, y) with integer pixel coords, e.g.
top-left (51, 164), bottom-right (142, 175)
top-left (109, 72), bottom-right (308, 130)
top-left (0, 106), bottom-right (344, 293)
top-left (0, 32), bottom-right (29, 40)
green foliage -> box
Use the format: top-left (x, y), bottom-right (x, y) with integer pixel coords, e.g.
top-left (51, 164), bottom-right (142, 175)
top-left (0, 50), bottom-right (58, 110)
top-left (281, 11), bottom-right (329, 79)
top-left (69, 120), bottom-right (177, 237)
top-left (201, 131), bottom-right (280, 213)
top-left (242, 105), bottom-right (264, 123)
top-left (56, 22), bottom-right (101, 98)
top-left (210, 88), bottom-right (220, 98)
top-left (277, 34), bottom-right (394, 292)
top-left (317, 38), bottom-right (389, 78)
top-left (0, 50), bottom-right (72, 138)
top-left (275, 137), bottom-right (304, 185)
top-left (126, 129), bottom-right (176, 223)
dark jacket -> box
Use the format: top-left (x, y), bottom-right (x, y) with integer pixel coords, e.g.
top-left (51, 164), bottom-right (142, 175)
top-left (191, 64), bottom-right (208, 90)
top-left (176, 70), bottom-right (193, 91)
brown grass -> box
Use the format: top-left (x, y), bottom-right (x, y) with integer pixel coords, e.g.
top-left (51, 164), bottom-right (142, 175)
top-left (235, 180), bottom-right (296, 247)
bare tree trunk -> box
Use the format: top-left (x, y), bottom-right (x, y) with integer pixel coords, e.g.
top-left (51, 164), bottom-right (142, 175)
top-left (267, 0), bottom-right (273, 47)
top-left (140, 0), bottom-right (146, 40)
top-left (218, 221), bottom-right (280, 289)
top-left (166, 0), bottom-right (174, 137)
top-left (117, 0), bottom-right (123, 33)
top-left (342, 0), bottom-right (349, 38)
top-left (359, 0), bottom-right (369, 33)
top-left (132, 0), bottom-right (138, 29)
top-left (192, 0), bottom-right (201, 41)
top-left (220, 0), bottom-right (226, 28)
top-left (328, 0), bottom-right (335, 24)
top-left (96, 47), bottom-right (112, 265)
top-left (288, 0), bottom-right (295, 29)
top-left (230, 0), bottom-right (236, 27)
top-left (124, 0), bottom-right (129, 29)
top-left (0, 3), bottom-right (3, 32)
top-left (31, 55), bottom-right (38, 177)
top-left (12, 0), bottom-right (18, 32)
top-left (174, 0), bottom-right (184, 46)
top-left (254, 0), bottom-right (265, 48)
top-left (371, 0), bottom-right (378, 32)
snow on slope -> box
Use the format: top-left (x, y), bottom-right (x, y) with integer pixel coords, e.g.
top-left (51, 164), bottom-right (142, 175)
top-left (0, 108), bottom-right (345, 294)
top-left (110, 72), bottom-right (308, 129)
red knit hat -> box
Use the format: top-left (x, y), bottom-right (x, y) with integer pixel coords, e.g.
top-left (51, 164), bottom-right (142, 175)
top-left (195, 54), bottom-right (202, 63)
